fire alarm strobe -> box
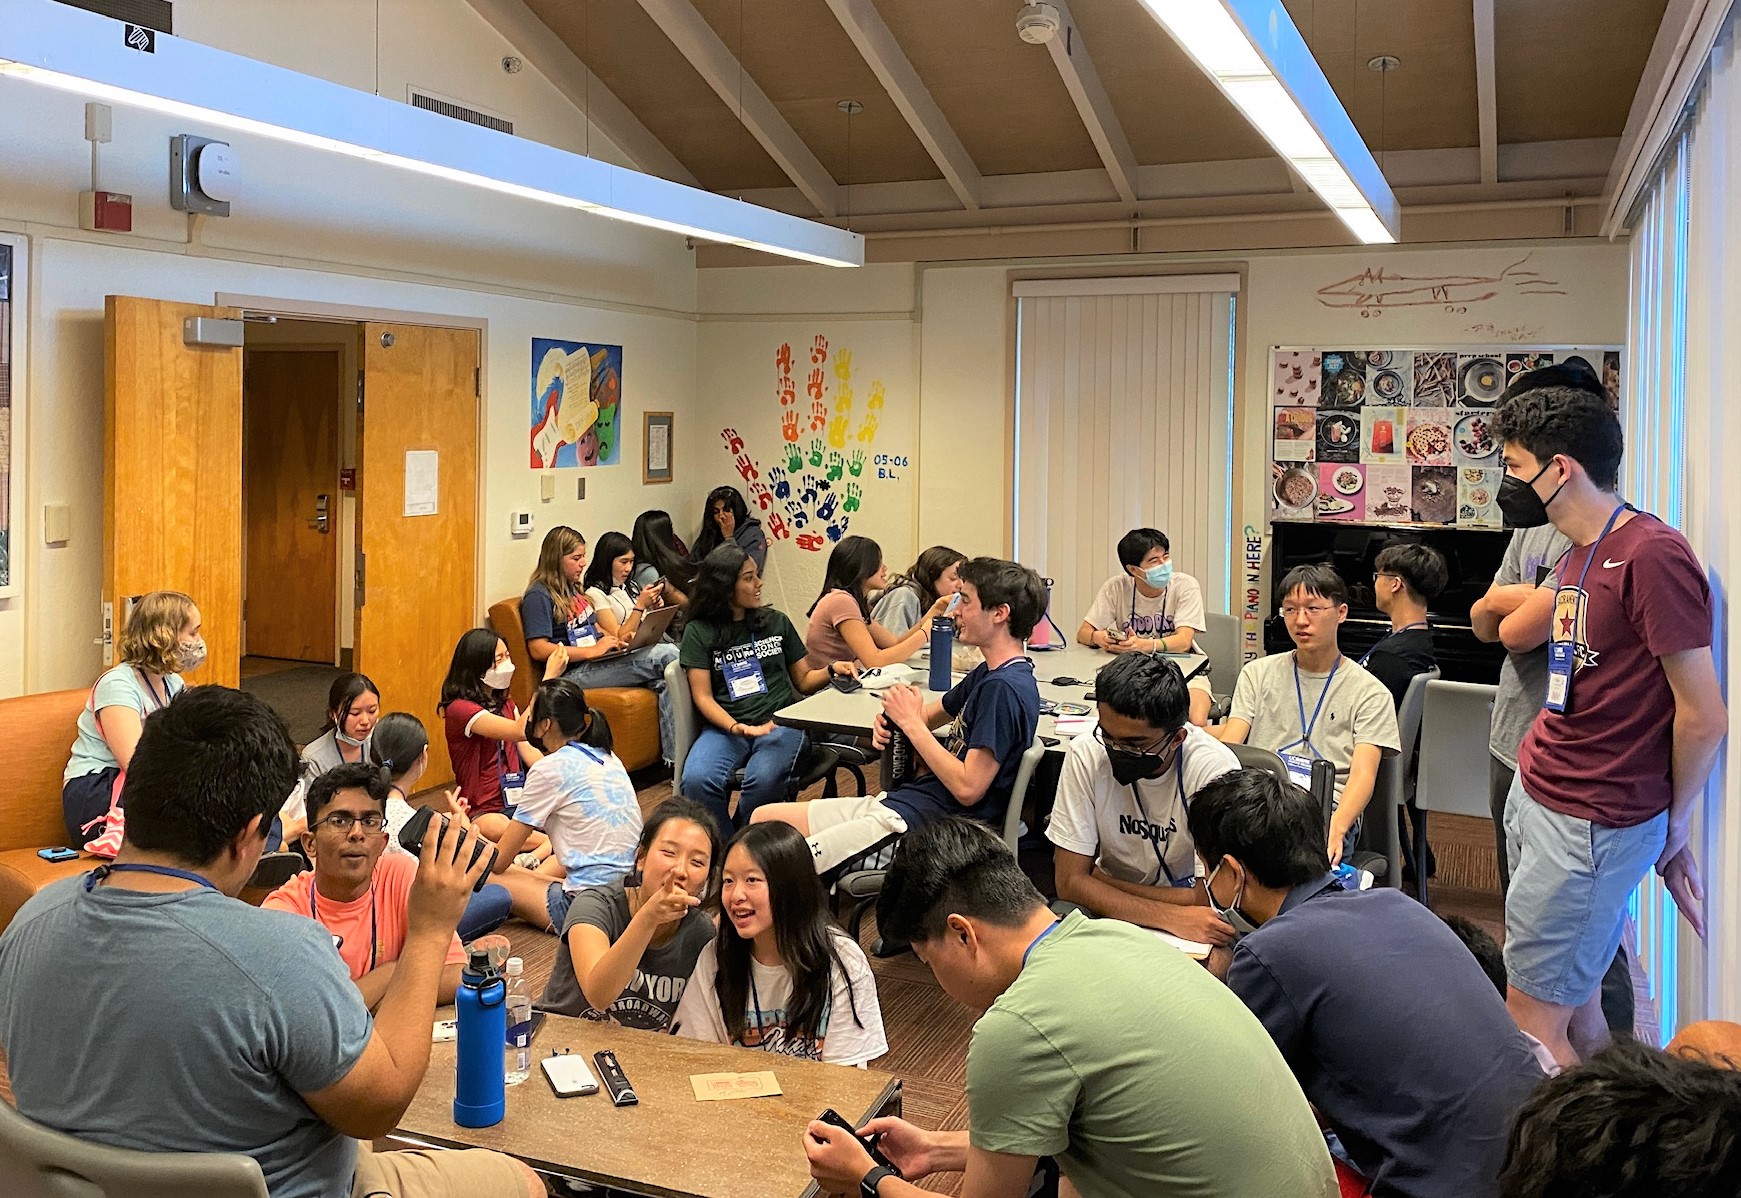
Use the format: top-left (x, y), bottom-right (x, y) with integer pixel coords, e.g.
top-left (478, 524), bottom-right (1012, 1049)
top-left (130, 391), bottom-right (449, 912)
top-left (170, 133), bottom-right (237, 217)
top-left (79, 190), bottom-right (133, 233)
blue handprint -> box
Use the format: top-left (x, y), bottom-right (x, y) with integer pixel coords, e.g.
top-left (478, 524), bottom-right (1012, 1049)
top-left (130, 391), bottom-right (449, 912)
top-left (799, 474), bottom-right (821, 507)
top-left (817, 492), bottom-right (840, 522)
top-left (769, 466), bottom-right (791, 500)
top-left (784, 498), bottom-right (808, 529)
top-left (825, 518), bottom-right (850, 543)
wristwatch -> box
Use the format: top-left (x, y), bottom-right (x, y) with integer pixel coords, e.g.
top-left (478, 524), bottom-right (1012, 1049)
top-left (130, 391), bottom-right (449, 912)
top-left (861, 1165), bottom-right (897, 1196)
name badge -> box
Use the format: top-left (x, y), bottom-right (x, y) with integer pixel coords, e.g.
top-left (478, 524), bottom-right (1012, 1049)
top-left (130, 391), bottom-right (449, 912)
top-left (501, 769), bottom-right (526, 809)
top-left (330, 934), bottom-right (344, 953)
top-left (722, 653), bottom-right (769, 701)
top-left (1545, 641), bottom-right (1575, 713)
top-left (1279, 751), bottom-right (1315, 791)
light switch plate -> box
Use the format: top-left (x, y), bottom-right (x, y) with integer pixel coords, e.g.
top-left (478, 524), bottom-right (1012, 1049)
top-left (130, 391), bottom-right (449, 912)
top-left (43, 503), bottom-right (71, 545)
top-left (540, 472), bottom-right (555, 502)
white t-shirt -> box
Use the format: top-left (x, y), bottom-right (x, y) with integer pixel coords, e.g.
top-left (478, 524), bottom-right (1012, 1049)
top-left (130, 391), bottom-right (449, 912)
top-left (1081, 572), bottom-right (1211, 692)
top-left (510, 743), bottom-right (641, 890)
top-left (673, 935), bottom-right (887, 1067)
top-left (1047, 726), bottom-right (1240, 889)
top-left (1229, 652), bottom-right (1399, 793)
top-left (585, 584), bottom-right (636, 627)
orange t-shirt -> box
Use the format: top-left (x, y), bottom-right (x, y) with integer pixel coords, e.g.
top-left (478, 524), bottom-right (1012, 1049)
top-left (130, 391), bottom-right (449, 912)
top-left (262, 852), bottom-right (466, 980)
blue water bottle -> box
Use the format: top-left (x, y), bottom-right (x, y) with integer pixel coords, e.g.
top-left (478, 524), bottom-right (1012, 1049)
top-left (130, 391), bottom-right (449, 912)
top-left (454, 948), bottom-right (507, 1128)
top-left (929, 615), bottom-right (953, 692)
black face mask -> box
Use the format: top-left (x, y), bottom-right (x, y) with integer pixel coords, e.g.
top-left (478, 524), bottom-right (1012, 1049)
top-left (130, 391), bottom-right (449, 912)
top-left (1106, 741), bottom-right (1178, 787)
top-left (1498, 460), bottom-right (1563, 528)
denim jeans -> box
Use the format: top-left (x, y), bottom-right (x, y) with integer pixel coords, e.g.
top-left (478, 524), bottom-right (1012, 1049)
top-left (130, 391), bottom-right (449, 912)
top-left (457, 883), bottom-right (513, 943)
top-left (568, 641), bottom-right (680, 763)
top-left (680, 723), bottom-right (807, 833)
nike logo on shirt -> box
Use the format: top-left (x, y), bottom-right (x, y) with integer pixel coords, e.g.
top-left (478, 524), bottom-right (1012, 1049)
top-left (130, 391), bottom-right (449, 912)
top-left (1602, 558), bottom-right (1626, 569)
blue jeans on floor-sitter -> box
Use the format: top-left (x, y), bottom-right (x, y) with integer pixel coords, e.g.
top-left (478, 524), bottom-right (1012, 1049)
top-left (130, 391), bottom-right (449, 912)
top-left (568, 642), bottom-right (680, 763)
top-left (681, 723), bottom-right (807, 832)
top-left (457, 883), bottom-right (513, 943)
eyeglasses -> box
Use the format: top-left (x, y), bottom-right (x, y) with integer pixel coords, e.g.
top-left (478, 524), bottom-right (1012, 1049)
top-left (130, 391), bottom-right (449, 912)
top-left (1373, 571), bottom-right (1399, 582)
top-left (317, 812), bottom-right (388, 833)
top-left (1092, 725), bottom-right (1179, 757)
top-left (1280, 604), bottom-right (1337, 619)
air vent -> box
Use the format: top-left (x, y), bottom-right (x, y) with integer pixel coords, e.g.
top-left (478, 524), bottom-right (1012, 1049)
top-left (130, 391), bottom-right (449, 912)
top-left (410, 90), bottom-right (514, 136)
top-left (55, 0), bottom-right (172, 33)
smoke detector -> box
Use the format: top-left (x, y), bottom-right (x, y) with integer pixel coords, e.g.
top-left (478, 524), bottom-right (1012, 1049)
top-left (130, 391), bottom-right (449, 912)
top-left (1016, 2), bottom-right (1061, 44)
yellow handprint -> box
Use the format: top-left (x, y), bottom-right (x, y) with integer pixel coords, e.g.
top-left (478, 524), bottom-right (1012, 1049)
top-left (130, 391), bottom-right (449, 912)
top-left (855, 413), bottom-right (880, 443)
top-left (834, 349), bottom-right (853, 381)
top-left (868, 381), bottom-right (886, 411)
top-left (835, 382), bottom-right (853, 417)
top-left (828, 413), bottom-right (851, 449)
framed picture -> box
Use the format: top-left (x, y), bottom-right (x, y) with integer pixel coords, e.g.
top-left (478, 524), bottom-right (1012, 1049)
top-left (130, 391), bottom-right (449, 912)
top-left (643, 411), bottom-right (674, 485)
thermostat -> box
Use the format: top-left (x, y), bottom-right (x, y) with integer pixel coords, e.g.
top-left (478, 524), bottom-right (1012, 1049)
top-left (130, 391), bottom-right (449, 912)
top-left (510, 511), bottom-right (534, 538)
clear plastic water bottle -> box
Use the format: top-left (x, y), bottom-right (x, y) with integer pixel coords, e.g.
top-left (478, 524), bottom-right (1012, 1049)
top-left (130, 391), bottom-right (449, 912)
top-left (503, 956), bottom-right (532, 1086)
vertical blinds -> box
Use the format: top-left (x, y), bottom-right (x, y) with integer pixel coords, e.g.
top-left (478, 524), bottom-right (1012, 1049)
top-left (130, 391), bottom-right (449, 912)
top-left (1013, 276), bottom-right (1238, 637)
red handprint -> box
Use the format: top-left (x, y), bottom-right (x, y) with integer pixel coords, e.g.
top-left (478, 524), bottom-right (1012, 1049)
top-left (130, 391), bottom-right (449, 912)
top-left (781, 410), bottom-right (800, 443)
top-left (777, 377), bottom-right (796, 406)
top-left (749, 479), bottom-right (774, 510)
top-left (776, 343), bottom-right (794, 375)
top-left (721, 427), bottom-right (745, 454)
top-left (810, 397), bottom-right (828, 431)
top-left (767, 512), bottom-right (790, 540)
top-left (796, 532), bottom-right (825, 552)
top-left (734, 453), bottom-right (758, 482)
top-left (810, 335), bottom-right (828, 364)
top-left (806, 367), bottom-right (826, 403)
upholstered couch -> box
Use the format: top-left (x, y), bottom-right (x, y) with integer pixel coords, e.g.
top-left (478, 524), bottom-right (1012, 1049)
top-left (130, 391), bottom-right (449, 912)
top-left (0, 689), bottom-right (99, 931)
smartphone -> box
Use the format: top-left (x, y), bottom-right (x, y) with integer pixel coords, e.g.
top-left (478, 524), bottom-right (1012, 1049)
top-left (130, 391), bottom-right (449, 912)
top-left (37, 847), bottom-right (80, 862)
top-left (830, 672), bottom-right (864, 694)
top-left (396, 806), bottom-right (498, 892)
top-left (815, 1108), bottom-right (902, 1177)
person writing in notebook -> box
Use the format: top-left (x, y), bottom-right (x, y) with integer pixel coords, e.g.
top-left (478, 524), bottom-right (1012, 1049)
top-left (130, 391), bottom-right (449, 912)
top-left (1215, 564), bottom-right (1398, 866)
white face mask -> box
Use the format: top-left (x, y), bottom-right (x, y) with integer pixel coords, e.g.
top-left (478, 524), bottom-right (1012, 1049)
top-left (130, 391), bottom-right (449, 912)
top-left (482, 661), bottom-right (515, 689)
top-left (175, 637), bottom-right (208, 673)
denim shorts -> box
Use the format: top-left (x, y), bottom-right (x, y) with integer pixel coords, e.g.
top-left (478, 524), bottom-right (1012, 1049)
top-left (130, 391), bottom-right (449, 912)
top-left (1503, 774), bottom-right (1665, 1007)
top-left (544, 881), bottom-right (572, 933)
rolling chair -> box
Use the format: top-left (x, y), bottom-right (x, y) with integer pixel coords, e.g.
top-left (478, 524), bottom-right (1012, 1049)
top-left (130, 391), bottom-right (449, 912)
top-left (1356, 668), bottom-right (1438, 889)
top-left (662, 659), bottom-right (846, 825)
top-left (1200, 613), bottom-right (1242, 722)
top-left (0, 1100), bottom-right (268, 1198)
top-left (1413, 679), bottom-right (1499, 907)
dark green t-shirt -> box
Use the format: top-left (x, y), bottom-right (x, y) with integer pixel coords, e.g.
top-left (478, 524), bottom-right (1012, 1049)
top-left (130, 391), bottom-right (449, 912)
top-left (678, 609), bottom-right (808, 725)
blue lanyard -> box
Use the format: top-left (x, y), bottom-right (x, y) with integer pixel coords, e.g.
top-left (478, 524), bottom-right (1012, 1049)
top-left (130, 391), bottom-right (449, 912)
top-left (1359, 622), bottom-right (1429, 666)
top-left (136, 669), bottom-right (171, 711)
top-left (566, 740), bottom-right (605, 764)
top-left (84, 863), bottom-right (216, 892)
top-left (1128, 747), bottom-right (1188, 886)
top-left (1568, 504), bottom-right (1630, 605)
top-left (1129, 584), bottom-right (1170, 630)
top-left (1290, 653), bottom-right (1342, 756)
top-left (311, 881), bottom-right (379, 973)
top-left (1021, 919), bottom-right (1062, 968)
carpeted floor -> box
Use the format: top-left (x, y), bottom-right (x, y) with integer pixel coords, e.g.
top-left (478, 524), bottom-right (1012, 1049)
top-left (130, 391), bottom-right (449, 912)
top-left (240, 659), bottom-right (344, 746)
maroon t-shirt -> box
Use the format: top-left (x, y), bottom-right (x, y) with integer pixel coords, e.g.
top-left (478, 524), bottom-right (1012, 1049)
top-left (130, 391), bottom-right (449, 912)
top-left (441, 697), bottom-right (522, 816)
top-left (1518, 513), bottom-right (1711, 827)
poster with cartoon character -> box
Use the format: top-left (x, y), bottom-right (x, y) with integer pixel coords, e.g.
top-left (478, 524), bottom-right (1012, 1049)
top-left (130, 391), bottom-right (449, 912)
top-left (530, 338), bottom-right (621, 468)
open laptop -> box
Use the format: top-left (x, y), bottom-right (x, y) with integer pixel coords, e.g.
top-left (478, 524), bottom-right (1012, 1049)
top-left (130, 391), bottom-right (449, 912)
top-left (600, 604), bottom-right (680, 655)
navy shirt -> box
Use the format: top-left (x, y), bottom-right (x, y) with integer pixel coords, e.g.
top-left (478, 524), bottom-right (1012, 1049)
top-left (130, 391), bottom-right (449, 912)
top-left (1227, 878), bottom-right (1545, 1198)
top-left (521, 582), bottom-right (602, 649)
top-left (883, 657), bottom-right (1040, 829)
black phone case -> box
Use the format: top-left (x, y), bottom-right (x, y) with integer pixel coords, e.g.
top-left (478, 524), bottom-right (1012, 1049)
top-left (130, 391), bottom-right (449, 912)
top-left (816, 1107), bottom-right (902, 1177)
top-left (396, 805), bottom-right (499, 892)
top-left (593, 1050), bottom-right (638, 1106)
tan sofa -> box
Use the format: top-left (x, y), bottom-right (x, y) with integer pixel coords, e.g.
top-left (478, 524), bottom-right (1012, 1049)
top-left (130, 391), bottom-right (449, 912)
top-left (487, 597), bottom-right (661, 772)
top-left (0, 689), bottom-right (101, 931)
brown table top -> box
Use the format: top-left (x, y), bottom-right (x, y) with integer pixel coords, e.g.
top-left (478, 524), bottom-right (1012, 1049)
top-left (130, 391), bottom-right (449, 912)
top-left (395, 1014), bottom-right (902, 1198)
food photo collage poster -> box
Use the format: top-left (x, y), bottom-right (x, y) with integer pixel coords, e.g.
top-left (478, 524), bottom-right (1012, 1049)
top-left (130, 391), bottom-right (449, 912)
top-left (1269, 346), bottom-right (1622, 529)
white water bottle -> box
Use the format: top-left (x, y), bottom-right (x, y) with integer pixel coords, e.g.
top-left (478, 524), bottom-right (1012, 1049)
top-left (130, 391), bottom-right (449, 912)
top-left (503, 957), bottom-right (532, 1086)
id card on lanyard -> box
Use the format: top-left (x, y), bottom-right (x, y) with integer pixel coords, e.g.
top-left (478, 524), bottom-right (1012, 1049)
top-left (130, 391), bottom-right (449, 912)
top-left (722, 647), bottom-right (769, 701)
top-left (1280, 654), bottom-right (1340, 789)
top-left (1546, 504), bottom-right (1628, 715)
top-left (1129, 754), bottom-right (1192, 888)
top-left (498, 739), bottom-right (525, 809)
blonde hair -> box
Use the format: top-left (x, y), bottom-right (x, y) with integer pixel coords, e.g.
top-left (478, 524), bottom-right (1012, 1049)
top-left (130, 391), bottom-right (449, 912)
top-left (118, 591), bottom-right (198, 675)
top-left (528, 526), bottom-right (585, 622)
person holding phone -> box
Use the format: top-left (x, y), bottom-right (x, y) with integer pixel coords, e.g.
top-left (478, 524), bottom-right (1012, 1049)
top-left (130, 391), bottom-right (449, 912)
top-left (674, 822), bottom-right (885, 1066)
top-left (871, 546), bottom-right (966, 638)
top-left (805, 536), bottom-right (955, 671)
top-left (583, 530), bottom-right (670, 640)
top-left (631, 509), bottom-right (696, 612)
top-left (539, 799), bottom-right (722, 1029)
top-left (1077, 528), bottom-right (1214, 727)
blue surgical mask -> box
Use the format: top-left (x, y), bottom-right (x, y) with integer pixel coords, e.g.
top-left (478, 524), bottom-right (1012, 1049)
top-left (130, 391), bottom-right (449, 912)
top-left (1203, 859), bottom-right (1262, 941)
top-left (1143, 562), bottom-right (1173, 590)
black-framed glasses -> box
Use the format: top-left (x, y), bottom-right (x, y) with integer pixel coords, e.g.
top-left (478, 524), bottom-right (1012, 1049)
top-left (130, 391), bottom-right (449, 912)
top-left (1092, 725), bottom-right (1178, 757)
top-left (317, 812), bottom-right (388, 833)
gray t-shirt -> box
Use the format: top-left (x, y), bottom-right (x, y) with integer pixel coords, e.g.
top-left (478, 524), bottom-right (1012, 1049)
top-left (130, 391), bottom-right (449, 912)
top-left (1488, 525), bottom-right (1574, 768)
top-left (0, 876), bottom-right (372, 1198)
top-left (870, 585), bottom-right (924, 637)
top-left (1230, 651), bottom-right (1400, 792)
top-left (537, 879), bottom-right (715, 1030)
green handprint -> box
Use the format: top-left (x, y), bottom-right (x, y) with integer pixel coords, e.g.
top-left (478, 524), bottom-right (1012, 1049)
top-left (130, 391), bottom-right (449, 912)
top-left (848, 449), bottom-right (865, 478)
top-left (808, 438), bottom-right (825, 468)
top-left (826, 450), bottom-right (845, 482)
top-left (786, 443), bottom-right (804, 474)
top-left (843, 482), bottom-right (862, 513)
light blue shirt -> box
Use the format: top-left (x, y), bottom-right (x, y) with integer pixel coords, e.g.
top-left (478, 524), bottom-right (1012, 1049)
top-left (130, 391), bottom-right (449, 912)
top-left (512, 743), bottom-right (641, 889)
top-left (63, 664), bottom-right (184, 782)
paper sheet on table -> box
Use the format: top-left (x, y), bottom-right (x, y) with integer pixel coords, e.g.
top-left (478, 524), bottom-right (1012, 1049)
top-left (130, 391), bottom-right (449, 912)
top-left (690, 1071), bottom-right (783, 1101)
top-left (1149, 929), bottom-right (1212, 960)
top-left (1052, 713), bottom-right (1098, 738)
top-left (860, 665), bottom-right (919, 690)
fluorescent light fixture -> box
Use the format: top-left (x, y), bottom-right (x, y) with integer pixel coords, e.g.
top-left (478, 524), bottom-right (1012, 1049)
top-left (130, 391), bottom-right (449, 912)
top-left (1136, 0), bottom-right (1399, 244)
top-left (0, 0), bottom-right (863, 267)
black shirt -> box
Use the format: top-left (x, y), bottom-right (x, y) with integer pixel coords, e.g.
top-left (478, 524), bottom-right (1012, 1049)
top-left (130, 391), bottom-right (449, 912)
top-left (1361, 627), bottom-right (1437, 710)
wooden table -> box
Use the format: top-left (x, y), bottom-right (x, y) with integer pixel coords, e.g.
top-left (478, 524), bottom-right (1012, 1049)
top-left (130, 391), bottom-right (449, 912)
top-left (394, 1015), bottom-right (902, 1198)
top-left (775, 642), bottom-right (1209, 749)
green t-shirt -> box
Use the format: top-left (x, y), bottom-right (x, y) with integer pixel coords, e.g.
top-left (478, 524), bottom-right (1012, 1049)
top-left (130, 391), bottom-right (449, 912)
top-left (968, 912), bottom-right (1337, 1198)
top-left (678, 610), bottom-right (808, 726)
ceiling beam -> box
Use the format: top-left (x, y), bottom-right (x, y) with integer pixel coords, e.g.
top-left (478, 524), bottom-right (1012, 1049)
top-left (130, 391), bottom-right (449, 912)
top-left (462, 0), bottom-right (697, 186)
top-left (822, 0), bottom-right (983, 210)
top-left (1473, 0), bottom-right (1498, 186)
top-left (1043, 0), bottom-right (1141, 204)
top-left (630, 0), bottom-right (841, 216)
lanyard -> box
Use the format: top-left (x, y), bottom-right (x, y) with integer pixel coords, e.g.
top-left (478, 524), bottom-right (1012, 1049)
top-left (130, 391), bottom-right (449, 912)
top-left (312, 880), bottom-right (379, 973)
top-left (1021, 919), bottom-right (1062, 968)
top-left (746, 968), bottom-right (829, 1050)
top-left (136, 669), bottom-right (171, 711)
top-left (1568, 504), bottom-right (1630, 606)
top-left (1129, 584), bottom-right (1170, 631)
top-left (1127, 748), bottom-right (1188, 887)
top-left (566, 740), bottom-right (605, 764)
top-left (1359, 622), bottom-right (1429, 667)
top-left (85, 863), bottom-right (217, 892)
top-left (1289, 653), bottom-right (1341, 756)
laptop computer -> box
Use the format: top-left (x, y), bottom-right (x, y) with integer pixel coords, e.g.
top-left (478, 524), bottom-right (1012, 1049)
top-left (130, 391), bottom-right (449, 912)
top-left (600, 603), bottom-right (680, 655)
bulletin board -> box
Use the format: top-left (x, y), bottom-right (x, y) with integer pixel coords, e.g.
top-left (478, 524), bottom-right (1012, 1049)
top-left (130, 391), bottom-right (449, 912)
top-left (1269, 345), bottom-right (1622, 529)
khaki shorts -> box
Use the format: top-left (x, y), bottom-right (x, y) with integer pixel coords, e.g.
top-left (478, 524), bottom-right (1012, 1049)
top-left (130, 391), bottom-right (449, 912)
top-left (352, 1143), bottom-right (530, 1198)
top-left (806, 793), bottom-right (906, 835)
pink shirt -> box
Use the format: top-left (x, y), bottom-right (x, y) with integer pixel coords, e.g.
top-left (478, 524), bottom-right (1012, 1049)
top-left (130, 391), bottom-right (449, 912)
top-left (263, 852), bottom-right (466, 980)
top-left (804, 589), bottom-right (869, 669)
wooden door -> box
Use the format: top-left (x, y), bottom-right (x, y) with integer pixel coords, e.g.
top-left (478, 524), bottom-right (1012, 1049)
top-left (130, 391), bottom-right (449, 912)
top-left (243, 348), bottom-right (341, 662)
top-left (105, 297), bottom-right (243, 687)
top-left (355, 323), bottom-right (479, 788)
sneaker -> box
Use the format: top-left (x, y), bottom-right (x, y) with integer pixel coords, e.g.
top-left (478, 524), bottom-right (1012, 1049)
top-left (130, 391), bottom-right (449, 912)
top-left (81, 808), bottom-right (125, 860)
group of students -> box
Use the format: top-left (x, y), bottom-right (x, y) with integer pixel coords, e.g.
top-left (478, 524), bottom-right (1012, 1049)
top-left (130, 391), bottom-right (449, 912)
top-left (12, 357), bottom-right (1736, 1198)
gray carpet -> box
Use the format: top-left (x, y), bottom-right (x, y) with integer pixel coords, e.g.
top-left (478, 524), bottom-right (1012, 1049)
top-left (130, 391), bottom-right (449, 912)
top-left (241, 665), bottom-right (343, 746)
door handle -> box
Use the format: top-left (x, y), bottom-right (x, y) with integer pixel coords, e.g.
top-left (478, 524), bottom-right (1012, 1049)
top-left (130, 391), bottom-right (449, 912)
top-left (309, 493), bottom-right (330, 533)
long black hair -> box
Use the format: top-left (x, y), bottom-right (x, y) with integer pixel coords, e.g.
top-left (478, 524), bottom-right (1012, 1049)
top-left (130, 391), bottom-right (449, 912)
top-left (692, 486), bottom-right (754, 561)
top-left (528, 676), bottom-right (614, 755)
top-left (808, 535), bottom-right (883, 620)
top-left (686, 543), bottom-right (768, 652)
top-left (320, 672), bottom-right (380, 735)
top-left (368, 711), bottom-right (429, 783)
top-left (632, 509), bottom-right (695, 591)
top-left (582, 530), bottom-right (636, 596)
top-left (437, 627), bottom-right (507, 716)
top-left (715, 822), bottom-right (862, 1047)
